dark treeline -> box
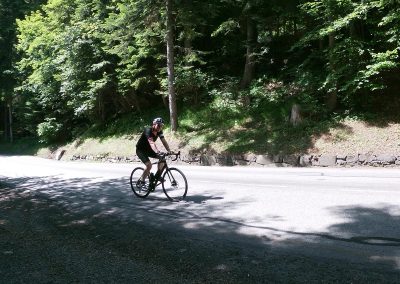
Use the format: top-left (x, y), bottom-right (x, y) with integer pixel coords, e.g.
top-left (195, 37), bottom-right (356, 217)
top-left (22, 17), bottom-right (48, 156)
top-left (1, 0), bottom-right (399, 143)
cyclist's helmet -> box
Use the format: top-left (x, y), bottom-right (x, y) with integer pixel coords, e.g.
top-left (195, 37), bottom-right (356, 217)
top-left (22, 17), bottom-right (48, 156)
top-left (152, 117), bottom-right (164, 125)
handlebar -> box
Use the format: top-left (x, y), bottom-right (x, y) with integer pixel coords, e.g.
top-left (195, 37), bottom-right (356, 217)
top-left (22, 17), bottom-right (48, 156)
top-left (158, 151), bottom-right (180, 161)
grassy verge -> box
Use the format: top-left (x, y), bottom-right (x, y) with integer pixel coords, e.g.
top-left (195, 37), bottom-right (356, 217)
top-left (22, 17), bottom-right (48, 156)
top-left (0, 138), bottom-right (48, 156)
top-left (3, 105), bottom-right (400, 159)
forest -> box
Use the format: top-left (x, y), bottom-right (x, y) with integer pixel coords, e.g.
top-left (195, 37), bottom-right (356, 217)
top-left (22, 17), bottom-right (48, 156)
top-left (0, 0), bottom-right (399, 152)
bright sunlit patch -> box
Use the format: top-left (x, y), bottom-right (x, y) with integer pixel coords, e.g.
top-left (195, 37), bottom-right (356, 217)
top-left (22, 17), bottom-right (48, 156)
top-left (182, 220), bottom-right (217, 229)
top-left (370, 255), bottom-right (400, 270)
top-left (69, 219), bottom-right (89, 225)
top-left (360, 238), bottom-right (400, 245)
top-left (98, 197), bottom-right (108, 204)
top-left (215, 264), bottom-right (229, 271)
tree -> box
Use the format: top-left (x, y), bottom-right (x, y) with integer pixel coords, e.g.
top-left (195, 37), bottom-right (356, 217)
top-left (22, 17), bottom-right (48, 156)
top-left (6, 0), bottom-right (400, 145)
top-left (295, 0), bottom-right (400, 112)
top-left (166, 0), bottom-right (177, 131)
top-left (0, 0), bottom-right (46, 141)
top-left (240, 1), bottom-right (258, 90)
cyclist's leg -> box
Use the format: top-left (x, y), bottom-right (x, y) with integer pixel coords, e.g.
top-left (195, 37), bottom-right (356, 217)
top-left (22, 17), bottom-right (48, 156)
top-left (155, 160), bottom-right (166, 180)
top-left (136, 149), bottom-right (152, 181)
top-left (142, 161), bottom-right (152, 180)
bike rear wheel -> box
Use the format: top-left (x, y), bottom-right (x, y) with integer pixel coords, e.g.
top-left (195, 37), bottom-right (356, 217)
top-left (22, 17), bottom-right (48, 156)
top-left (162, 168), bottom-right (188, 201)
top-left (130, 167), bottom-right (151, 198)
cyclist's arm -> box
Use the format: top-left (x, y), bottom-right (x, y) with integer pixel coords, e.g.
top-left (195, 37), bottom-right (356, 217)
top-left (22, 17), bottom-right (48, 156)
top-left (147, 137), bottom-right (159, 154)
top-left (160, 137), bottom-right (171, 153)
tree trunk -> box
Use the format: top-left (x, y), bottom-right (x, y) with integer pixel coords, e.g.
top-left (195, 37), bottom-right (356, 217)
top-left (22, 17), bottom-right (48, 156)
top-left (3, 103), bottom-right (8, 141)
top-left (290, 103), bottom-right (302, 126)
top-left (349, 21), bottom-right (357, 38)
top-left (8, 103), bottom-right (13, 143)
top-left (240, 15), bottom-right (257, 106)
top-left (129, 90), bottom-right (142, 113)
top-left (162, 95), bottom-right (169, 109)
top-left (326, 32), bottom-right (337, 111)
top-left (240, 16), bottom-right (257, 89)
top-left (166, 0), bottom-right (178, 131)
top-left (96, 94), bottom-right (106, 123)
top-left (2, 101), bottom-right (13, 143)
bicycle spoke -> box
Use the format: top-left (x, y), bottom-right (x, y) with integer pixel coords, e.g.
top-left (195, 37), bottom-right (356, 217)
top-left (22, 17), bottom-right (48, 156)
top-left (130, 167), bottom-right (151, 198)
top-left (162, 168), bottom-right (188, 201)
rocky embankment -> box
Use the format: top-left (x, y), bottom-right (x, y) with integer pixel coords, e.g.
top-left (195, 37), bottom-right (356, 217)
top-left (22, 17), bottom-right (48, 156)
top-left (65, 151), bottom-right (400, 167)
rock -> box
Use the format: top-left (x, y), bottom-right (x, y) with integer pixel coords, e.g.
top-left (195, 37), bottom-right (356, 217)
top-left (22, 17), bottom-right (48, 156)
top-left (376, 154), bottom-right (396, 165)
top-left (299, 155), bottom-right (312, 167)
top-left (311, 156), bottom-right (320, 166)
top-left (243, 154), bottom-right (257, 163)
top-left (255, 155), bottom-right (273, 165)
top-left (346, 155), bottom-right (358, 164)
top-left (200, 155), bottom-right (216, 166)
top-left (283, 155), bottom-right (299, 166)
top-left (273, 154), bottom-right (283, 163)
top-left (233, 155), bottom-right (249, 165)
top-left (367, 154), bottom-right (378, 163)
top-left (336, 159), bottom-right (346, 165)
top-left (216, 155), bottom-right (234, 166)
top-left (358, 154), bottom-right (368, 164)
top-left (55, 149), bottom-right (65, 160)
top-left (319, 155), bottom-right (337, 167)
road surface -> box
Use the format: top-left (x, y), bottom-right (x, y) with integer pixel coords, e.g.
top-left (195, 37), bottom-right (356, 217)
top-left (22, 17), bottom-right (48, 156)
top-left (1, 155), bottom-right (399, 282)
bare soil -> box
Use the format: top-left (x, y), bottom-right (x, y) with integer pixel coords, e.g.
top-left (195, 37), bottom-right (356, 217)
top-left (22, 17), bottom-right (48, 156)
top-left (309, 120), bottom-right (400, 155)
top-left (36, 119), bottom-right (400, 161)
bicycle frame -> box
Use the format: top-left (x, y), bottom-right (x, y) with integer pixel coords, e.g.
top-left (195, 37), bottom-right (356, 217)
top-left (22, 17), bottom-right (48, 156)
top-left (151, 152), bottom-right (179, 188)
top-left (130, 151), bottom-right (187, 201)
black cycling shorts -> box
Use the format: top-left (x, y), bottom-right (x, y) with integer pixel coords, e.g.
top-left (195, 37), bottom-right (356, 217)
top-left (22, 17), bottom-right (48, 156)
top-left (136, 148), bottom-right (158, 164)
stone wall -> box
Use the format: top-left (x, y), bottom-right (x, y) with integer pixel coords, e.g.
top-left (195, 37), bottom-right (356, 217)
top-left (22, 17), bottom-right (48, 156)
top-left (68, 152), bottom-right (400, 167)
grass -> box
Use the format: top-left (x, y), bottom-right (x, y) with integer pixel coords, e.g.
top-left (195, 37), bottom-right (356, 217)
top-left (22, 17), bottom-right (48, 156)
top-left (82, 108), bottom-right (171, 140)
top-left (175, 103), bottom-right (344, 155)
top-left (0, 137), bottom-right (47, 156)
top-left (2, 102), bottom-right (400, 158)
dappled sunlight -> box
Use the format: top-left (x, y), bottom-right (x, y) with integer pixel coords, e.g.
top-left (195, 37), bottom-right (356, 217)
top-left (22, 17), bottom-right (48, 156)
top-left (326, 205), bottom-right (400, 268)
top-left (1, 174), bottom-right (399, 276)
top-left (328, 205), bottom-right (400, 239)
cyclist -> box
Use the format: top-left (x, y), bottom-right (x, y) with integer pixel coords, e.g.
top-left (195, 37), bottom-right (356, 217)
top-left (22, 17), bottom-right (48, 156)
top-left (136, 117), bottom-right (171, 189)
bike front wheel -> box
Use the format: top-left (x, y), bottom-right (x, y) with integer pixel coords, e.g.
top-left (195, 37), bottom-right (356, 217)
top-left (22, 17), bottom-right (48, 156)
top-left (162, 168), bottom-right (188, 201)
top-left (130, 167), bottom-right (151, 198)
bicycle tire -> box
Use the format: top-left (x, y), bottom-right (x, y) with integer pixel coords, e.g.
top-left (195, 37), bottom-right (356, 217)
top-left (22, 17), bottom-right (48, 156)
top-left (130, 167), bottom-right (151, 198)
top-left (162, 167), bottom-right (188, 201)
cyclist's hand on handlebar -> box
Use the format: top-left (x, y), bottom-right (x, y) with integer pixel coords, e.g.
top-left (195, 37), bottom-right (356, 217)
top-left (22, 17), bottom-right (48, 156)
top-left (157, 151), bottom-right (166, 159)
top-left (169, 151), bottom-right (180, 161)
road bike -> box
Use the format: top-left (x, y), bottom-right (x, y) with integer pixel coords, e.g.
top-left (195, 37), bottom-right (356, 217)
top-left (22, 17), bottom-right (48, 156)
top-left (130, 151), bottom-right (188, 201)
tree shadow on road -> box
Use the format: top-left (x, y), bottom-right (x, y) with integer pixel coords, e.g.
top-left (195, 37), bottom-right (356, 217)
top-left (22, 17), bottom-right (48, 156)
top-left (0, 175), bottom-right (399, 283)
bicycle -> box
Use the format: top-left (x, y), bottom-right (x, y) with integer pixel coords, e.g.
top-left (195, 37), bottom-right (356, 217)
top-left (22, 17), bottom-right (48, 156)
top-left (129, 151), bottom-right (188, 201)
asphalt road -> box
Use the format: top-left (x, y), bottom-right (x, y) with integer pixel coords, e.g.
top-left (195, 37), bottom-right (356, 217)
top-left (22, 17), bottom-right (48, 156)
top-left (1, 155), bottom-right (400, 283)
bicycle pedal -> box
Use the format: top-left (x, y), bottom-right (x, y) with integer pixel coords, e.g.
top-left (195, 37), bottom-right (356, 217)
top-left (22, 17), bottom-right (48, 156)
top-left (148, 183), bottom-right (155, 192)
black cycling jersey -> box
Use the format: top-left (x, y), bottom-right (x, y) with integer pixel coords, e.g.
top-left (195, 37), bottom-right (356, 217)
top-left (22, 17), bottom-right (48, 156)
top-left (136, 126), bottom-right (164, 155)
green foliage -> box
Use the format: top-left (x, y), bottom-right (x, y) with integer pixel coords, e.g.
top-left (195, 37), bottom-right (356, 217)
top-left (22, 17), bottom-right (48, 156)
top-left (102, 0), bottom-right (164, 97)
top-left (37, 117), bottom-right (63, 143)
top-left (1, 0), bottom-right (400, 148)
top-left (175, 68), bottom-right (213, 104)
top-left (291, 0), bottom-right (400, 112)
top-left (211, 19), bottom-right (240, 37)
top-left (356, 49), bottom-right (399, 91)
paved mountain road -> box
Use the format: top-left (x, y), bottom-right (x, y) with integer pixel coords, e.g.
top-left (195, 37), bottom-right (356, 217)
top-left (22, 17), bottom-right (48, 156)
top-left (1, 156), bottom-right (399, 282)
